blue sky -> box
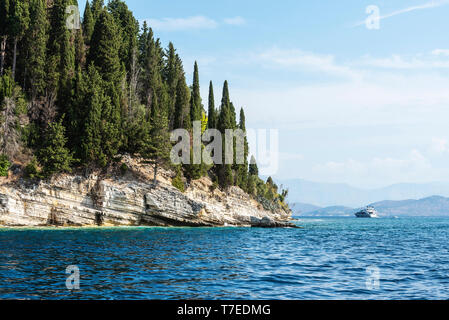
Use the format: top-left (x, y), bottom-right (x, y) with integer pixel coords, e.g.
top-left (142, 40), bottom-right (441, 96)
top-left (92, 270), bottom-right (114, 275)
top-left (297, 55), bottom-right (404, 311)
top-left (82, 0), bottom-right (449, 188)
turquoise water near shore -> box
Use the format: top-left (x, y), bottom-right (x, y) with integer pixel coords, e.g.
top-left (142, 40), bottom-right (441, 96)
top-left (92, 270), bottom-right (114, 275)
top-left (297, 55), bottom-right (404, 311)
top-left (0, 217), bottom-right (448, 300)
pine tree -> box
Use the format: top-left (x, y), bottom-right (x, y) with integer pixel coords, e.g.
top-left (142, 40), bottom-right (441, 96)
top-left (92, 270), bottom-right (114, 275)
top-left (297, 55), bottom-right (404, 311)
top-left (82, 1), bottom-right (94, 45)
top-left (38, 117), bottom-right (74, 177)
top-left (208, 81), bottom-right (217, 129)
top-left (0, 0), bottom-right (10, 76)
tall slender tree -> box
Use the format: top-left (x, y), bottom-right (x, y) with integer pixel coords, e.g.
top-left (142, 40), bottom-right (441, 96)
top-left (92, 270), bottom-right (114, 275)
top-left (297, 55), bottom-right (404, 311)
top-left (90, 0), bottom-right (104, 22)
top-left (25, 0), bottom-right (47, 100)
top-left (0, 0), bottom-right (10, 76)
top-left (163, 42), bottom-right (181, 128)
top-left (174, 73), bottom-right (191, 130)
top-left (217, 81), bottom-right (234, 188)
top-left (8, 0), bottom-right (29, 80)
top-left (208, 81), bottom-right (217, 129)
top-left (236, 108), bottom-right (249, 190)
top-left (82, 1), bottom-right (94, 45)
top-left (142, 98), bottom-right (171, 185)
top-left (107, 0), bottom-right (139, 74)
top-left (190, 61), bottom-right (202, 124)
top-left (88, 9), bottom-right (122, 84)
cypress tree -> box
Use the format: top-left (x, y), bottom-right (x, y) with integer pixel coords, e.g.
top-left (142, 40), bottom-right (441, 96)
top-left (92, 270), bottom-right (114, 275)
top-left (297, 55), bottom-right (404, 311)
top-left (138, 21), bottom-right (149, 68)
top-left (221, 80), bottom-right (230, 109)
top-left (217, 81), bottom-right (234, 188)
top-left (88, 9), bottom-right (122, 84)
top-left (229, 102), bottom-right (237, 129)
top-left (0, 0), bottom-right (10, 76)
top-left (207, 81), bottom-right (217, 129)
top-left (190, 61), bottom-right (202, 124)
top-left (74, 24), bottom-right (85, 70)
top-left (82, 1), bottom-right (94, 45)
top-left (107, 0), bottom-right (139, 74)
top-left (25, 0), bottom-right (47, 100)
top-left (236, 108), bottom-right (249, 190)
top-left (91, 0), bottom-right (104, 22)
top-left (46, 0), bottom-right (75, 122)
top-left (80, 65), bottom-right (104, 165)
top-left (80, 64), bottom-right (120, 166)
top-left (87, 9), bottom-right (123, 158)
top-left (249, 155), bottom-right (259, 176)
top-left (163, 43), bottom-right (180, 128)
top-left (8, 0), bottom-right (30, 80)
top-left (173, 75), bottom-right (191, 130)
top-left (142, 98), bottom-right (171, 185)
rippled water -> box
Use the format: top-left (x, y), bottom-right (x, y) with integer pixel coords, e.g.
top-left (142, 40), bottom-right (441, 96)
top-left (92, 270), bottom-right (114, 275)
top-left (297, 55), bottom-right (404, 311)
top-left (0, 217), bottom-right (449, 300)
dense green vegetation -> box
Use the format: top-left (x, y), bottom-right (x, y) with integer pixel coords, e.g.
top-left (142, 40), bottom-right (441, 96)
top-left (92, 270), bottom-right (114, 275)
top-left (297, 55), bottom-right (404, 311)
top-left (0, 0), bottom-right (288, 208)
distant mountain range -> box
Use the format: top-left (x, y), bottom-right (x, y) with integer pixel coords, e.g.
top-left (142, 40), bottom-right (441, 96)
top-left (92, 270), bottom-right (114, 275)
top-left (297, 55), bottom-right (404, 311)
top-left (280, 179), bottom-right (449, 207)
top-left (292, 196), bottom-right (449, 217)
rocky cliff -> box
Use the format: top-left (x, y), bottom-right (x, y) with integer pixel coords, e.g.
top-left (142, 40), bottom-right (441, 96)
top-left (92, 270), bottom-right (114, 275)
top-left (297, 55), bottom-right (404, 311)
top-left (0, 157), bottom-right (294, 228)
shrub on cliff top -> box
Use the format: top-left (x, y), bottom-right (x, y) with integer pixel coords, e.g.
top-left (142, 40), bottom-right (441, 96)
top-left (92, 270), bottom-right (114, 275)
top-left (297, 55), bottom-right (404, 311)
top-left (172, 167), bottom-right (185, 192)
top-left (120, 163), bottom-right (129, 175)
top-left (0, 154), bottom-right (11, 177)
top-left (24, 158), bottom-right (42, 179)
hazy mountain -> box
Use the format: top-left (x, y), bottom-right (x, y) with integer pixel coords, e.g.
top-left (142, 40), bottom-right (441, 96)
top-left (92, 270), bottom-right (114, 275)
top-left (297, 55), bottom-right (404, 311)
top-left (292, 196), bottom-right (449, 217)
top-left (281, 179), bottom-right (449, 207)
top-left (371, 196), bottom-right (449, 217)
top-left (290, 203), bottom-right (321, 214)
top-left (297, 206), bottom-right (356, 217)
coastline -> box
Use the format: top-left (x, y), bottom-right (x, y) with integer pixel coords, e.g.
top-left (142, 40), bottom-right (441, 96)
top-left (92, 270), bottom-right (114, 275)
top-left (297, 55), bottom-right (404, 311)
top-left (0, 157), bottom-right (295, 229)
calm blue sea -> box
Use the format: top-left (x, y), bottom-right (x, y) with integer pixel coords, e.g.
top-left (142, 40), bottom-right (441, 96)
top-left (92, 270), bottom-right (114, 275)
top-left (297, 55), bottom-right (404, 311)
top-left (0, 217), bottom-right (448, 300)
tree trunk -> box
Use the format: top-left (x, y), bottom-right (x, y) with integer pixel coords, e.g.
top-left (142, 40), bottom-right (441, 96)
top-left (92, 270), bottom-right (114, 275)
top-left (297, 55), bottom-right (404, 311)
top-left (0, 36), bottom-right (7, 76)
top-left (153, 161), bottom-right (158, 185)
top-left (12, 37), bottom-right (18, 81)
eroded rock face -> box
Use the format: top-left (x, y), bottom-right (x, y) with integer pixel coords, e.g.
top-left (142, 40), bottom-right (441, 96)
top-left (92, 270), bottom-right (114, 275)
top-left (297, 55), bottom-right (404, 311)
top-left (0, 173), bottom-right (294, 228)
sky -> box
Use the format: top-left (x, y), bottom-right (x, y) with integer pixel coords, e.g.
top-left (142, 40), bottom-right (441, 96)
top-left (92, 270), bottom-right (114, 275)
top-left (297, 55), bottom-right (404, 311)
top-left (81, 0), bottom-right (449, 188)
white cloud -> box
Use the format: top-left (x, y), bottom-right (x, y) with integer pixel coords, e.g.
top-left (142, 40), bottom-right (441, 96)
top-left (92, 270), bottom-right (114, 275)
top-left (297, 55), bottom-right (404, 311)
top-left (310, 150), bottom-right (432, 186)
top-left (354, 53), bottom-right (449, 69)
top-left (354, 0), bottom-right (449, 27)
top-left (233, 74), bottom-right (449, 129)
top-left (279, 152), bottom-right (305, 161)
top-left (430, 138), bottom-right (449, 154)
top-left (224, 16), bottom-right (246, 26)
top-left (432, 49), bottom-right (449, 56)
top-left (144, 16), bottom-right (218, 31)
top-left (255, 48), bottom-right (362, 80)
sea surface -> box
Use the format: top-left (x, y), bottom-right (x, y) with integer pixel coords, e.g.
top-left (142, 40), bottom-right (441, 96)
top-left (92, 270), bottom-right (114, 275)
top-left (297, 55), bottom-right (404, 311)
top-left (0, 217), bottom-right (448, 300)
